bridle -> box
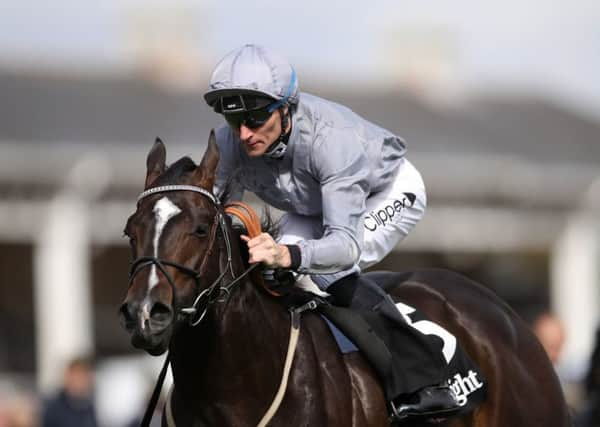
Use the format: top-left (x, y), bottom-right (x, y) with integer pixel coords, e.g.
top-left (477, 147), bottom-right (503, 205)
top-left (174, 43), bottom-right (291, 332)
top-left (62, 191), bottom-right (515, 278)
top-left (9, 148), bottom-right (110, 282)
top-left (130, 184), bottom-right (260, 427)
top-left (128, 184), bottom-right (258, 326)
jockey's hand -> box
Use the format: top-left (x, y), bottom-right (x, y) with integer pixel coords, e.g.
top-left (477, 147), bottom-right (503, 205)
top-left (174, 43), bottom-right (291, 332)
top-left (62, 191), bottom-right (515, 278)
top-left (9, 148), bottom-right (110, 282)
top-left (240, 233), bottom-right (292, 269)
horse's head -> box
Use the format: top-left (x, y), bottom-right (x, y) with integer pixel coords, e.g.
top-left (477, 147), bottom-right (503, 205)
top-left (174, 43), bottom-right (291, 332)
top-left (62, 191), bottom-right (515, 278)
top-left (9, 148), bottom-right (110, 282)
top-left (119, 132), bottom-right (223, 355)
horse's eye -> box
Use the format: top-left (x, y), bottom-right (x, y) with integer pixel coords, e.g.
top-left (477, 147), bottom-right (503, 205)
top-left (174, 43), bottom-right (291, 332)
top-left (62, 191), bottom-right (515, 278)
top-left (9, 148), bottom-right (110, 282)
top-left (125, 234), bottom-right (136, 246)
top-left (123, 231), bottom-right (135, 243)
top-left (194, 225), bottom-right (209, 237)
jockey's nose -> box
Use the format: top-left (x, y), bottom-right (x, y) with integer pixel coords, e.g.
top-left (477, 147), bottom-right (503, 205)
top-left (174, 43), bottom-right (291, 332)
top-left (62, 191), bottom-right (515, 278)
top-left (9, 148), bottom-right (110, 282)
top-left (119, 299), bottom-right (174, 335)
top-left (239, 124), bottom-right (254, 141)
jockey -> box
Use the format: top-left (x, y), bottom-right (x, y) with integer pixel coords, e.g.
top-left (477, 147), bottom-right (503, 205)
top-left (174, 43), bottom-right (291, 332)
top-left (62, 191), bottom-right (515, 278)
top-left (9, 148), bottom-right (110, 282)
top-left (204, 44), bottom-right (460, 420)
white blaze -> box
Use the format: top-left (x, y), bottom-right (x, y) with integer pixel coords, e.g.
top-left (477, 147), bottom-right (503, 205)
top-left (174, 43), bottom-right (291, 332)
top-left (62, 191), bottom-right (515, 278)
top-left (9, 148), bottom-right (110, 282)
top-left (148, 197), bottom-right (182, 292)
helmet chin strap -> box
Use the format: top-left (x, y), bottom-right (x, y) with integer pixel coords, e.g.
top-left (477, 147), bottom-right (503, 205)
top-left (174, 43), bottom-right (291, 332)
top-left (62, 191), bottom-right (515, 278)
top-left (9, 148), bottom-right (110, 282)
top-left (264, 107), bottom-right (291, 159)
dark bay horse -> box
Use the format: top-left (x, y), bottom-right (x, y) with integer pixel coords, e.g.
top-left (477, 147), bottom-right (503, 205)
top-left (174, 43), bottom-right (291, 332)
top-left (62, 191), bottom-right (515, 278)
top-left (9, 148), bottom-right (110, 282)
top-left (119, 134), bottom-right (571, 426)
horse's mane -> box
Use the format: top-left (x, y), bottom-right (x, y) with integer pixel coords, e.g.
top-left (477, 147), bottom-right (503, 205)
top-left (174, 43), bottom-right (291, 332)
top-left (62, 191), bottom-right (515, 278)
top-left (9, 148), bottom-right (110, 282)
top-left (216, 168), bottom-right (241, 205)
top-left (230, 207), bottom-right (280, 241)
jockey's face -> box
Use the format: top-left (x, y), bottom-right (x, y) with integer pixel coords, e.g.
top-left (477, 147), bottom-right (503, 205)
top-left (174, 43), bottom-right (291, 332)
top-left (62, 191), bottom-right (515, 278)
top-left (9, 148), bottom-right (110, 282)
top-left (234, 108), bottom-right (287, 157)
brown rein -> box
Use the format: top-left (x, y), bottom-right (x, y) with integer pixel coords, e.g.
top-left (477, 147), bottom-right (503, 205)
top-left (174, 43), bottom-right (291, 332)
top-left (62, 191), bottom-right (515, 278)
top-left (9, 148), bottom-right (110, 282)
top-left (224, 201), bottom-right (281, 297)
top-left (224, 201), bottom-right (262, 237)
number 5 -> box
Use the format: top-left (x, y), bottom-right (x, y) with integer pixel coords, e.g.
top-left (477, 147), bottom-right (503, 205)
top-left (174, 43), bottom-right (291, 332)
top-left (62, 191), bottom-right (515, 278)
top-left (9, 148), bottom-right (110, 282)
top-left (395, 302), bottom-right (457, 364)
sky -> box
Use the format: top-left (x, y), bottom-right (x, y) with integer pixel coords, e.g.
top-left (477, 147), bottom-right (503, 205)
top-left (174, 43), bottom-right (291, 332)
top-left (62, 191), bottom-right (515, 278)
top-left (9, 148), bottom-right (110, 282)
top-left (2, 0), bottom-right (600, 118)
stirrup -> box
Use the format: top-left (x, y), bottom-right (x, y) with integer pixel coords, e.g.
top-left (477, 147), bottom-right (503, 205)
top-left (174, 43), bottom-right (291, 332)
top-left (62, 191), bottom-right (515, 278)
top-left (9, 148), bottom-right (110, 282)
top-left (389, 400), bottom-right (406, 423)
top-left (388, 386), bottom-right (462, 423)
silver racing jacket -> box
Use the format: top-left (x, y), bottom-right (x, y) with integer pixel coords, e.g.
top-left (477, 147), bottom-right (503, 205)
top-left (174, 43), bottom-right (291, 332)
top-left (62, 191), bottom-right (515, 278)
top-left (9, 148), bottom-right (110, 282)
top-left (213, 92), bottom-right (407, 274)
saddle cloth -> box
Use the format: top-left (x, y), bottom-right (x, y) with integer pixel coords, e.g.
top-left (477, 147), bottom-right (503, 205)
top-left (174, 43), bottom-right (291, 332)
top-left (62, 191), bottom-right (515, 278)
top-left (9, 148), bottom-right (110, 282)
top-left (318, 301), bottom-right (487, 415)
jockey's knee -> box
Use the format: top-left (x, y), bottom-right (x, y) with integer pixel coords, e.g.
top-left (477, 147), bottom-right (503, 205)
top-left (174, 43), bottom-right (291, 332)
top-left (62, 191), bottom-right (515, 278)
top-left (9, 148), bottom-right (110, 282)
top-left (327, 273), bottom-right (386, 309)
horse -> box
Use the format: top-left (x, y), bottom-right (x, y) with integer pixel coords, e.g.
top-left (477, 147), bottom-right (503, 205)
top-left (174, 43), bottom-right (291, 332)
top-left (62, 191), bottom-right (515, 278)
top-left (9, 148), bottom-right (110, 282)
top-left (119, 134), bottom-right (571, 427)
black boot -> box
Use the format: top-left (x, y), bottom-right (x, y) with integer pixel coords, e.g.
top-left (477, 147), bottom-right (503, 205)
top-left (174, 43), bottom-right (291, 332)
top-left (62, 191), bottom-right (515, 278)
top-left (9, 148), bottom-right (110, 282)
top-left (390, 384), bottom-right (461, 422)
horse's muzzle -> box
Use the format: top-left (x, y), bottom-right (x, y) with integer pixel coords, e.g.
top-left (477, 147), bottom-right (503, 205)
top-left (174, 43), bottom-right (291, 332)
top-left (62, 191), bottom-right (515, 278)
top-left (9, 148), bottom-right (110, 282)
top-left (119, 300), bottom-right (174, 350)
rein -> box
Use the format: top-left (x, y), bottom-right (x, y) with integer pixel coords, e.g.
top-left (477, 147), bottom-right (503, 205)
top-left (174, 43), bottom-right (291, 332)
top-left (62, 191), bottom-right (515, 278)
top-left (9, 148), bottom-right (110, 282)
top-left (222, 201), bottom-right (281, 297)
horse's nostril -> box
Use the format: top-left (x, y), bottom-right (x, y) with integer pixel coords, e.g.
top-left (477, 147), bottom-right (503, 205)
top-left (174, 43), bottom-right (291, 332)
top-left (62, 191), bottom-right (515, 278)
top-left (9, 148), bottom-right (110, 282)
top-left (150, 302), bottom-right (173, 324)
top-left (119, 303), bottom-right (136, 330)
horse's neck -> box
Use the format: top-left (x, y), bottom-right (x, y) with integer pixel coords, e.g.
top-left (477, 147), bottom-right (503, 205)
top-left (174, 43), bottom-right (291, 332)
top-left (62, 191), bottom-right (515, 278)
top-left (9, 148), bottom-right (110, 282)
top-left (170, 262), bottom-right (289, 398)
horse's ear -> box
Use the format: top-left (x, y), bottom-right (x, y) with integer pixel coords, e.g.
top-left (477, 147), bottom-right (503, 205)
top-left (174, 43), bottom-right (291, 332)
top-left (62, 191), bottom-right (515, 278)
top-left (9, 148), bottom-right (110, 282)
top-left (145, 137), bottom-right (166, 189)
top-left (194, 130), bottom-right (220, 190)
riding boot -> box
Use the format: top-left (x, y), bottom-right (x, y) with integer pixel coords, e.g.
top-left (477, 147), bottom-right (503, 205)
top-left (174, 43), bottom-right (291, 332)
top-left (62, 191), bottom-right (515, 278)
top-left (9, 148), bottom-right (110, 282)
top-left (328, 274), bottom-right (462, 421)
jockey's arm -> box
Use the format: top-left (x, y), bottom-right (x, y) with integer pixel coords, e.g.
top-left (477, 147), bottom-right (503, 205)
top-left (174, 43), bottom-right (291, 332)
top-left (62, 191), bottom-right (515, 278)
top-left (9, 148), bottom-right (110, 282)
top-left (293, 165), bottom-right (368, 273)
top-left (248, 132), bottom-right (370, 273)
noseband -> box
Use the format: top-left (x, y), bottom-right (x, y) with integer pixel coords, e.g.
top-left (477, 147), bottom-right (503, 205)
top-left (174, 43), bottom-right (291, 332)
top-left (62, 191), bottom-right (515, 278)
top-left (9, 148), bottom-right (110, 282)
top-left (128, 184), bottom-right (257, 326)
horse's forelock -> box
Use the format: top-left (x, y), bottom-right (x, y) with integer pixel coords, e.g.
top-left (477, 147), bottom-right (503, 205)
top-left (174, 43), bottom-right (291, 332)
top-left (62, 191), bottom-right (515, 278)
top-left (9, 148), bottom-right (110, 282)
top-left (153, 157), bottom-right (197, 186)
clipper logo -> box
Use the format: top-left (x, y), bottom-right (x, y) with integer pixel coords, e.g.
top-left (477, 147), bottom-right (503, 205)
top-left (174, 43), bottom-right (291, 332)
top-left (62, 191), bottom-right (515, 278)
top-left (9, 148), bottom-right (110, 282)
top-left (448, 370), bottom-right (484, 406)
top-left (364, 192), bottom-right (416, 232)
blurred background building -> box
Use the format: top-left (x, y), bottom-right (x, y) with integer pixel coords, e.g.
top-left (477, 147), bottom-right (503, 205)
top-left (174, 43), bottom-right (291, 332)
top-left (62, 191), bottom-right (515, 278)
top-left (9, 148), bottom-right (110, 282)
top-left (1, 1), bottom-right (599, 425)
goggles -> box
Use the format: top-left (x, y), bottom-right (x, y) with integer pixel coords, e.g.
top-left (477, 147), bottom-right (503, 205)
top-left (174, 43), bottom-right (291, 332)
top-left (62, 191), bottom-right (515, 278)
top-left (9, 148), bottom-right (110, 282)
top-left (223, 106), bottom-right (276, 130)
top-left (217, 94), bottom-right (285, 130)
